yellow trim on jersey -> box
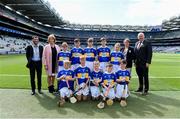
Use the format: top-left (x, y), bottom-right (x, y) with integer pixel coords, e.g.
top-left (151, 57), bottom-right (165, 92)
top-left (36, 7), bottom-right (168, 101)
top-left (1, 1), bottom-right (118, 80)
top-left (77, 73), bottom-right (89, 78)
top-left (99, 52), bottom-right (110, 57)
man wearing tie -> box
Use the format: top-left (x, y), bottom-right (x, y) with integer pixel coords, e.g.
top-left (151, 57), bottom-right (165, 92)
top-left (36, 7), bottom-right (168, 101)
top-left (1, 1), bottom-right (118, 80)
top-left (26, 36), bottom-right (43, 95)
top-left (134, 32), bottom-right (152, 95)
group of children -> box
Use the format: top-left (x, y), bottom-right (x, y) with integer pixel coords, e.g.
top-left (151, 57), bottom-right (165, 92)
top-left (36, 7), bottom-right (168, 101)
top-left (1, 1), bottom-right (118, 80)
top-left (56, 37), bottom-right (130, 108)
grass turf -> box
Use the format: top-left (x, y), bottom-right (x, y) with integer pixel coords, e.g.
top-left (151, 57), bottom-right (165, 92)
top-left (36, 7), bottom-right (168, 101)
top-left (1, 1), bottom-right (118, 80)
top-left (0, 53), bottom-right (180, 91)
top-left (0, 53), bottom-right (180, 118)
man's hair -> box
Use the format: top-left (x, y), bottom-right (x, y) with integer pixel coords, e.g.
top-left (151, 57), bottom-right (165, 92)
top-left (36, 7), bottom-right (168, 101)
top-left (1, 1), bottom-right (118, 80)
top-left (32, 36), bottom-right (39, 39)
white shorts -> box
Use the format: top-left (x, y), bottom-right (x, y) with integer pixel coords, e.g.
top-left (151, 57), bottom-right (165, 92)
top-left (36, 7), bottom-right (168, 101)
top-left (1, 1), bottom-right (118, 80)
top-left (76, 83), bottom-right (89, 96)
top-left (85, 61), bottom-right (94, 71)
top-left (71, 64), bottom-right (80, 71)
top-left (59, 87), bottom-right (72, 98)
top-left (115, 84), bottom-right (129, 99)
top-left (112, 64), bottom-right (120, 73)
top-left (100, 62), bottom-right (108, 72)
top-left (102, 88), bottom-right (115, 99)
top-left (58, 66), bottom-right (64, 72)
top-left (90, 86), bottom-right (100, 98)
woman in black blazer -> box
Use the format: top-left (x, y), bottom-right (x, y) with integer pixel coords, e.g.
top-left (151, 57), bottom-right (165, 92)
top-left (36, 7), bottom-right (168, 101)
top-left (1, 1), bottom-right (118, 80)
top-left (120, 38), bottom-right (135, 76)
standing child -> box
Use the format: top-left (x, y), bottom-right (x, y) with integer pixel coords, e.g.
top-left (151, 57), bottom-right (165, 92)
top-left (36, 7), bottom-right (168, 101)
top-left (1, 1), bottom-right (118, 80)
top-left (97, 37), bottom-right (111, 72)
top-left (90, 61), bottom-right (103, 100)
top-left (115, 59), bottom-right (130, 107)
top-left (75, 55), bottom-right (91, 101)
top-left (101, 63), bottom-right (116, 100)
top-left (57, 42), bottom-right (71, 72)
top-left (110, 43), bottom-right (124, 73)
top-left (70, 38), bottom-right (84, 70)
top-left (57, 60), bottom-right (74, 106)
top-left (84, 38), bottom-right (97, 71)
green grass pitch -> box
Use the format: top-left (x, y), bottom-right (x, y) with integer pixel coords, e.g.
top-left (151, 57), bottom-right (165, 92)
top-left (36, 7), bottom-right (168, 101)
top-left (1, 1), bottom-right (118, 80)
top-left (0, 53), bottom-right (180, 118)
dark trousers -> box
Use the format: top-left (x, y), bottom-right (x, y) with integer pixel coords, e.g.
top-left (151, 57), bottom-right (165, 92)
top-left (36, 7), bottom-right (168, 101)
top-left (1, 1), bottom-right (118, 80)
top-left (29, 61), bottom-right (42, 92)
top-left (135, 64), bottom-right (149, 92)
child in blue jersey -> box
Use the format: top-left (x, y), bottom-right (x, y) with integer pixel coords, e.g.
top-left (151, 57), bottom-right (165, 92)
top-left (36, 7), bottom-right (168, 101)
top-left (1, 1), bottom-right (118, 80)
top-left (57, 60), bottom-right (74, 106)
top-left (70, 38), bottom-right (84, 70)
top-left (97, 37), bottom-right (111, 72)
top-left (84, 38), bottom-right (97, 71)
top-left (75, 55), bottom-right (91, 101)
top-left (110, 43), bottom-right (124, 73)
top-left (90, 61), bottom-right (103, 100)
top-left (101, 63), bottom-right (116, 100)
top-left (57, 42), bottom-right (71, 72)
top-left (115, 60), bottom-right (130, 105)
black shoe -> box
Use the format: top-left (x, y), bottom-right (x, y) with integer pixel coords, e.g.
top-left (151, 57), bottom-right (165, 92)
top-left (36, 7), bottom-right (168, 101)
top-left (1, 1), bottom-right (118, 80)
top-left (141, 91), bottom-right (148, 96)
top-left (52, 85), bottom-right (55, 92)
top-left (135, 89), bottom-right (143, 92)
top-left (49, 85), bottom-right (54, 93)
top-left (31, 91), bottom-right (36, 95)
top-left (38, 90), bottom-right (43, 94)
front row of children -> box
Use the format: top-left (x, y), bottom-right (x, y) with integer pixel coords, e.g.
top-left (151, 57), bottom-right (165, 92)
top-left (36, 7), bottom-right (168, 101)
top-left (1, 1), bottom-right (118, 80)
top-left (56, 55), bottom-right (130, 108)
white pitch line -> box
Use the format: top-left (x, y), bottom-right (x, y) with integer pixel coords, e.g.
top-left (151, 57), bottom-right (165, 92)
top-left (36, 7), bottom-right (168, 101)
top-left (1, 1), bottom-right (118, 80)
top-left (0, 74), bottom-right (180, 79)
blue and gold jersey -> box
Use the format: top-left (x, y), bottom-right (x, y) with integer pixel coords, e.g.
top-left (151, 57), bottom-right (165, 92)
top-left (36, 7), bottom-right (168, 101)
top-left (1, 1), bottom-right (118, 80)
top-left (70, 47), bottom-right (84, 65)
top-left (101, 72), bottom-right (116, 87)
top-left (110, 51), bottom-right (124, 65)
top-left (57, 51), bottom-right (71, 66)
top-left (75, 66), bottom-right (91, 85)
top-left (57, 69), bottom-right (74, 91)
top-left (115, 69), bottom-right (130, 85)
top-left (97, 46), bottom-right (110, 62)
top-left (84, 47), bottom-right (97, 62)
top-left (90, 70), bottom-right (103, 86)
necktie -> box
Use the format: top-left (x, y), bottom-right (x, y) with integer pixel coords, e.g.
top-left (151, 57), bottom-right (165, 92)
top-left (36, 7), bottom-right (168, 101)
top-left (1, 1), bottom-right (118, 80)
top-left (137, 41), bottom-right (142, 50)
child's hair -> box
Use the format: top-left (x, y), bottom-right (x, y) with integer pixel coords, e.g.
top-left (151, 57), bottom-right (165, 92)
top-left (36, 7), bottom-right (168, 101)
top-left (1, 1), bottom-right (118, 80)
top-left (80, 55), bottom-right (86, 59)
top-left (121, 59), bottom-right (127, 64)
top-left (100, 37), bottom-right (107, 42)
top-left (114, 43), bottom-right (121, 47)
top-left (87, 38), bottom-right (94, 42)
top-left (74, 38), bottom-right (80, 43)
top-left (93, 61), bottom-right (100, 65)
top-left (106, 62), bottom-right (113, 67)
top-left (63, 60), bottom-right (71, 68)
top-left (62, 42), bottom-right (68, 47)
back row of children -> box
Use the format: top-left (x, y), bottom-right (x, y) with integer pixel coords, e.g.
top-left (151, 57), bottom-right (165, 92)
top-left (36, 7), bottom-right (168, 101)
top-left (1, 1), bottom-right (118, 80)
top-left (56, 37), bottom-right (131, 107)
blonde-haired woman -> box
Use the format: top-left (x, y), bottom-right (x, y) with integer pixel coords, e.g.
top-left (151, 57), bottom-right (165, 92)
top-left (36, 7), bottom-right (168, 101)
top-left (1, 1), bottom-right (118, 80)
top-left (42, 34), bottom-right (60, 93)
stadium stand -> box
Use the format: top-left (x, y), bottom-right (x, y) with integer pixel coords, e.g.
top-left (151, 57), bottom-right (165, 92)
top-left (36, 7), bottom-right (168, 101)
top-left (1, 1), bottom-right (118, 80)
top-left (0, 0), bottom-right (180, 54)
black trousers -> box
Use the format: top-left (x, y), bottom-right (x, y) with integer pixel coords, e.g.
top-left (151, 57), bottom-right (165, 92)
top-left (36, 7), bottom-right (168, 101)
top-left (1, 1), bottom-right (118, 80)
top-left (135, 64), bottom-right (149, 92)
top-left (29, 61), bottom-right (42, 92)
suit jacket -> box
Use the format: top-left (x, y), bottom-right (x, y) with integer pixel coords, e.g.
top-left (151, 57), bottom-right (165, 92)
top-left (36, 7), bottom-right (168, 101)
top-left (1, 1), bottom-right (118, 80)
top-left (134, 40), bottom-right (152, 65)
top-left (26, 44), bottom-right (43, 68)
top-left (121, 46), bottom-right (135, 68)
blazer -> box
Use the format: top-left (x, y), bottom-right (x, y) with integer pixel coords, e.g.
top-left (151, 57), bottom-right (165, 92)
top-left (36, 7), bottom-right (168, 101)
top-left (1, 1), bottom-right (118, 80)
top-left (121, 46), bottom-right (135, 68)
top-left (26, 44), bottom-right (43, 68)
top-left (42, 44), bottom-right (60, 75)
top-left (134, 40), bottom-right (152, 65)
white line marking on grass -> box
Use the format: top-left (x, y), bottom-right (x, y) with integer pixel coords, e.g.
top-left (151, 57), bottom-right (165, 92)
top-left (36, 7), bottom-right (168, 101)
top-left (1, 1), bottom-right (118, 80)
top-left (0, 74), bottom-right (180, 79)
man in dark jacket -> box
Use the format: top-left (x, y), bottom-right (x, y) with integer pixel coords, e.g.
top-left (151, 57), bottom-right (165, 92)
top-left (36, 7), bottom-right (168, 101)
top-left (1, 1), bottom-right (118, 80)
top-left (134, 32), bottom-right (152, 95)
top-left (26, 36), bottom-right (43, 95)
